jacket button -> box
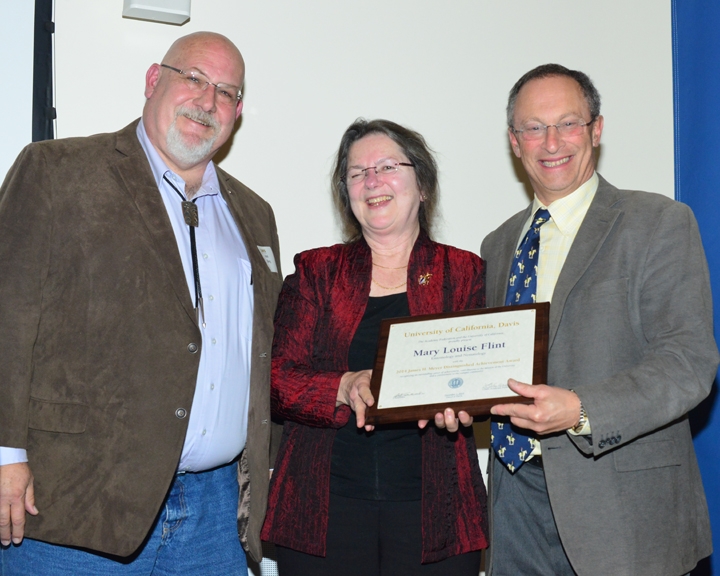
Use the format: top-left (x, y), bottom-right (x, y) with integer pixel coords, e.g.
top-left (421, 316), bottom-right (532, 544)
top-left (187, 343), bottom-right (198, 353)
top-left (598, 440), bottom-right (606, 449)
top-left (175, 408), bottom-right (187, 419)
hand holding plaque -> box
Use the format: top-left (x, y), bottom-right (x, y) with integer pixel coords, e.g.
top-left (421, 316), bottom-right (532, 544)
top-left (365, 303), bottom-right (549, 426)
top-left (336, 369), bottom-right (376, 431)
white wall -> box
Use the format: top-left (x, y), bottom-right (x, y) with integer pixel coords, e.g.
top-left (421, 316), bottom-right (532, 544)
top-left (50, 11), bottom-right (671, 567)
top-left (0, 2), bottom-right (35, 181)
top-left (0, 3), bottom-right (671, 573)
top-left (50, 0), bottom-right (673, 277)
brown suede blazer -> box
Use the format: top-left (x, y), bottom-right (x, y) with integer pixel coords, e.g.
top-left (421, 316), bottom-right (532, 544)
top-left (0, 120), bottom-right (282, 561)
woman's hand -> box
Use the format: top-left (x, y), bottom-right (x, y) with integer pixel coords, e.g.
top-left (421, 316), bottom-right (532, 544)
top-left (337, 370), bottom-right (375, 431)
top-left (418, 409), bottom-right (474, 433)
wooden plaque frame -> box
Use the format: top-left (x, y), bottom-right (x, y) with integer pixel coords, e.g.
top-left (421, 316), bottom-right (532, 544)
top-left (364, 302), bottom-right (549, 426)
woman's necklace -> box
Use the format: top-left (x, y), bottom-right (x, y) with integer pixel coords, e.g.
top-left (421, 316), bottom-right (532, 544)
top-left (371, 277), bottom-right (407, 290)
top-left (371, 249), bottom-right (409, 289)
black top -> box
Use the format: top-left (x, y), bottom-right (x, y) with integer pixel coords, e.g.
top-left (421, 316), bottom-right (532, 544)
top-left (330, 293), bottom-right (422, 501)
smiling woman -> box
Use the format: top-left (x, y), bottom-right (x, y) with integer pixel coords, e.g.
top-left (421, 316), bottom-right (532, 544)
top-left (261, 118), bottom-right (489, 576)
top-left (331, 119), bottom-right (439, 245)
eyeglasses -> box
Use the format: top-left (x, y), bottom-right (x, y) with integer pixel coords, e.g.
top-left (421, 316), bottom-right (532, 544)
top-left (161, 64), bottom-right (242, 106)
top-left (512, 118), bottom-right (595, 142)
top-left (347, 161), bottom-right (415, 183)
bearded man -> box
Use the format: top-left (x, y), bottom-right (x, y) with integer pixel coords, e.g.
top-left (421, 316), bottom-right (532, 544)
top-left (0, 32), bottom-right (282, 575)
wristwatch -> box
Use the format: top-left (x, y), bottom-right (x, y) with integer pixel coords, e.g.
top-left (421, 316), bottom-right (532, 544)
top-left (569, 389), bottom-right (588, 433)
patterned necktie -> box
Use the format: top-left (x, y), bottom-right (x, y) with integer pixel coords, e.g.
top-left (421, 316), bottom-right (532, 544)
top-left (491, 208), bottom-right (551, 473)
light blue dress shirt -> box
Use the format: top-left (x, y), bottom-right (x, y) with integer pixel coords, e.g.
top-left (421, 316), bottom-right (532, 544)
top-left (0, 122), bottom-right (254, 472)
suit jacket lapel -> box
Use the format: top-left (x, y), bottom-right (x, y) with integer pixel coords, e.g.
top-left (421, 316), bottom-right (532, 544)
top-left (548, 176), bottom-right (621, 347)
top-left (111, 121), bottom-right (197, 324)
top-left (490, 208), bottom-right (532, 308)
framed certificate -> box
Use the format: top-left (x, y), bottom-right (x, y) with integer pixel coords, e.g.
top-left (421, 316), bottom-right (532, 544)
top-left (364, 302), bottom-right (549, 425)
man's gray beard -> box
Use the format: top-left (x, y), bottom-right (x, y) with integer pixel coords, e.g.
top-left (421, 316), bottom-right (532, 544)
top-left (165, 107), bottom-right (220, 167)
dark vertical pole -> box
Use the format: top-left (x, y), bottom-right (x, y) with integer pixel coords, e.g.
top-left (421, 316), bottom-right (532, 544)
top-left (33, 0), bottom-right (54, 142)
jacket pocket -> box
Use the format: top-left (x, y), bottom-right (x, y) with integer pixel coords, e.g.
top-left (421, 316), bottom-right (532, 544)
top-left (28, 397), bottom-right (88, 434)
top-left (614, 438), bottom-right (679, 472)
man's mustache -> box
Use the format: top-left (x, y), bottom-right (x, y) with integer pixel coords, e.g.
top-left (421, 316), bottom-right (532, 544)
top-left (176, 106), bottom-right (220, 131)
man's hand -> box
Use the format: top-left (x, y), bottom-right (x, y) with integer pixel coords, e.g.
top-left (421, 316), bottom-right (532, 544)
top-left (337, 370), bottom-right (375, 431)
top-left (490, 379), bottom-right (581, 434)
top-left (419, 409), bottom-right (474, 432)
top-left (0, 462), bottom-right (38, 546)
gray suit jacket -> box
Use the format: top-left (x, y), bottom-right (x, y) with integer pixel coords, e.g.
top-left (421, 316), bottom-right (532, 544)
top-left (481, 175), bottom-right (718, 576)
top-left (0, 120), bottom-right (282, 561)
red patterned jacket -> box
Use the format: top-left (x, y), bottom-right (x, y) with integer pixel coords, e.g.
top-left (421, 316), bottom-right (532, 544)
top-left (261, 232), bottom-right (488, 563)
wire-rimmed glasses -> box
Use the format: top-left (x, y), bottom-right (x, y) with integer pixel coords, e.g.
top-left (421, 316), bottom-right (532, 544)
top-left (347, 161), bottom-right (415, 184)
top-left (512, 118), bottom-right (595, 141)
top-left (161, 64), bottom-right (242, 106)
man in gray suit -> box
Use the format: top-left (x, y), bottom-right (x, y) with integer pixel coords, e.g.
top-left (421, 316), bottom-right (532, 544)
top-left (483, 64), bottom-right (718, 575)
top-left (0, 32), bottom-right (282, 574)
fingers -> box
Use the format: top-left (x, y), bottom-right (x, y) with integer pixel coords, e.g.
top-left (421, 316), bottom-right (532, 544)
top-left (337, 370), bottom-right (376, 429)
top-left (337, 370), bottom-right (374, 408)
top-left (490, 380), bottom-right (582, 434)
top-left (0, 463), bottom-right (37, 546)
top-left (354, 397), bottom-right (368, 428)
top-left (490, 402), bottom-right (530, 418)
top-left (458, 410), bottom-right (474, 427)
top-left (506, 378), bottom-right (536, 396)
top-left (419, 409), bottom-right (474, 431)
top-left (490, 379), bottom-right (540, 417)
top-left (0, 503), bottom-right (10, 546)
top-left (436, 408), bottom-right (474, 432)
top-left (353, 398), bottom-right (376, 431)
top-left (354, 405), bottom-right (376, 431)
top-left (435, 408), bottom-right (455, 432)
top-left (352, 376), bottom-right (373, 429)
top-left (24, 482), bottom-right (38, 517)
top-left (357, 383), bottom-right (375, 407)
top-left (490, 402), bottom-right (541, 432)
top-left (435, 410), bottom-right (455, 431)
top-left (9, 497), bottom-right (27, 545)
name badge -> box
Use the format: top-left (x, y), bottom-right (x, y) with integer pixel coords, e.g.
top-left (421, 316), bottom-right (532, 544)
top-left (257, 246), bottom-right (278, 273)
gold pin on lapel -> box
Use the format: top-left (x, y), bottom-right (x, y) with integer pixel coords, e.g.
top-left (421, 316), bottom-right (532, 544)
top-left (418, 272), bottom-right (433, 286)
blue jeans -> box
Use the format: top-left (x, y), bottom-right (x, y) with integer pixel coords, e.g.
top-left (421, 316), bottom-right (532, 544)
top-left (0, 462), bottom-right (247, 576)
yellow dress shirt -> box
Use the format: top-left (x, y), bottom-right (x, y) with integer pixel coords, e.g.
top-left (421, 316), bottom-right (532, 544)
top-left (519, 173), bottom-right (598, 453)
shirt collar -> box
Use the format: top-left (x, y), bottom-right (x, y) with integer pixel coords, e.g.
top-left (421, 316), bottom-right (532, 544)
top-left (136, 119), bottom-right (221, 199)
top-left (532, 172), bottom-right (599, 236)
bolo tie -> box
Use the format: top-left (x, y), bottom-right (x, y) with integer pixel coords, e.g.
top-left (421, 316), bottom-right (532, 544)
top-left (163, 174), bottom-right (205, 327)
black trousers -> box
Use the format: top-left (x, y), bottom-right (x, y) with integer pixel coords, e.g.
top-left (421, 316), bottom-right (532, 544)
top-left (275, 493), bottom-right (482, 576)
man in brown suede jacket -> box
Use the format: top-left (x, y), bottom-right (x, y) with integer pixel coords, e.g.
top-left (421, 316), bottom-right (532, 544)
top-left (0, 32), bottom-right (282, 575)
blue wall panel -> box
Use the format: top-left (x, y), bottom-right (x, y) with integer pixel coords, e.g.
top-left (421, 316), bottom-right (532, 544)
top-left (673, 2), bottom-right (720, 574)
